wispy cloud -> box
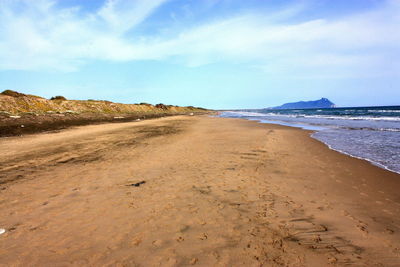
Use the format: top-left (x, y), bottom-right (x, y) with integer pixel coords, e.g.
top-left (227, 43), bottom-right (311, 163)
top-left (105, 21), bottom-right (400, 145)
top-left (0, 0), bottom-right (170, 70)
top-left (0, 0), bottom-right (399, 78)
top-left (98, 0), bottom-right (168, 34)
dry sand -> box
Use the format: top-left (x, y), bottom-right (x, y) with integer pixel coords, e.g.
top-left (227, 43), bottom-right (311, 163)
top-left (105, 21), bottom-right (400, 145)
top-left (0, 116), bottom-right (399, 266)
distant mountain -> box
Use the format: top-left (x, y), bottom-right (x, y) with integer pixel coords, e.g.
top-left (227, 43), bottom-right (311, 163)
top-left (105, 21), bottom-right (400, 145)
top-left (272, 98), bottom-right (336, 109)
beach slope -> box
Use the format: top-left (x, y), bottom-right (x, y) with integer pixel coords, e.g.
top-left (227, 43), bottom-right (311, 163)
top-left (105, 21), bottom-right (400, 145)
top-left (0, 116), bottom-right (399, 266)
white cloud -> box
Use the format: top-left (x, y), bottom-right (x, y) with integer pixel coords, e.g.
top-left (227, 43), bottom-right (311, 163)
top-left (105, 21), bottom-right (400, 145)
top-left (0, 0), bottom-right (399, 77)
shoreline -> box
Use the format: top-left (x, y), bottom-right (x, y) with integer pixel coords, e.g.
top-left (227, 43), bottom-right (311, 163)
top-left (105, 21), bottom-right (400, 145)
top-left (1, 116), bottom-right (399, 266)
top-left (310, 132), bottom-right (400, 175)
top-left (223, 115), bottom-right (400, 175)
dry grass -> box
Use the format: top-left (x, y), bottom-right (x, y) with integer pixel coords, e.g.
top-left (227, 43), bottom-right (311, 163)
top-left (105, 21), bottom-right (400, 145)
top-left (0, 90), bottom-right (206, 115)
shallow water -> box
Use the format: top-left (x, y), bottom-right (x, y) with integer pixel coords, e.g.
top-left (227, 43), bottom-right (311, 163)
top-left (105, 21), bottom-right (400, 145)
top-left (220, 106), bottom-right (400, 174)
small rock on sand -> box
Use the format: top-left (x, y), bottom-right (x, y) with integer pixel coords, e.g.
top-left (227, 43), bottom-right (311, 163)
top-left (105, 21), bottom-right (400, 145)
top-left (127, 181), bottom-right (146, 187)
top-left (0, 228), bottom-right (5, 235)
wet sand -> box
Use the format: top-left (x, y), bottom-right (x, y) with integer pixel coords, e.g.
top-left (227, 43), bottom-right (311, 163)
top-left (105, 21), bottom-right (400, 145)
top-left (0, 112), bottom-right (193, 137)
top-left (0, 116), bottom-right (399, 266)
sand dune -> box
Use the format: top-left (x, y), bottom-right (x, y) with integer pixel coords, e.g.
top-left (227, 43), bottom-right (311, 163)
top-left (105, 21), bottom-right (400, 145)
top-left (0, 116), bottom-right (399, 266)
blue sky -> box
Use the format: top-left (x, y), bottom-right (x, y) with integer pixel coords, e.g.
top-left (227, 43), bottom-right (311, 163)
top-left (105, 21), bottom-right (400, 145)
top-left (0, 0), bottom-right (399, 109)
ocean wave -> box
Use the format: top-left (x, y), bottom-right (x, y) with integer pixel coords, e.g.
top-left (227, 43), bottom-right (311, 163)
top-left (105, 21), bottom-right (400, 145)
top-left (368, 110), bottom-right (400, 113)
top-left (220, 111), bottom-right (400, 132)
top-left (309, 115), bottom-right (400, 121)
top-left (221, 111), bottom-right (267, 117)
top-left (232, 112), bottom-right (400, 122)
top-left (338, 127), bottom-right (400, 132)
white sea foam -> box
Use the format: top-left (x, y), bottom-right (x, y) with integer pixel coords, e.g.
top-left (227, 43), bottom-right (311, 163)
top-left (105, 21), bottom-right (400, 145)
top-left (368, 109), bottom-right (400, 113)
top-left (226, 111), bottom-right (400, 122)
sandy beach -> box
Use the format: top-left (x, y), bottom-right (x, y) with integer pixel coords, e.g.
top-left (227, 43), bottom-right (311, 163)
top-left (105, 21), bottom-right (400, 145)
top-left (0, 115), bottom-right (399, 266)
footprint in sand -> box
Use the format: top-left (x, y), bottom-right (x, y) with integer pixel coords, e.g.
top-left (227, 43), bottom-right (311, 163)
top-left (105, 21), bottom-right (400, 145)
top-left (128, 202), bottom-right (137, 208)
top-left (152, 240), bottom-right (163, 247)
top-left (313, 235), bottom-right (322, 243)
top-left (342, 210), bottom-right (350, 217)
top-left (189, 207), bottom-right (199, 213)
top-left (385, 228), bottom-right (395, 235)
top-left (179, 225), bottom-right (190, 233)
top-left (176, 236), bottom-right (184, 242)
top-left (165, 257), bottom-right (178, 266)
top-left (328, 255), bottom-right (338, 264)
top-left (198, 220), bottom-right (207, 226)
top-left (199, 233), bottom-right (208, 240)
top-left (316, 224), bottom-right (328, 232)
top-left (356, 222), bottom-right (369, 235)
top-left (383, 209), bottom-right (394, 215)
top-left (132, 238), bottom-right (142, 246)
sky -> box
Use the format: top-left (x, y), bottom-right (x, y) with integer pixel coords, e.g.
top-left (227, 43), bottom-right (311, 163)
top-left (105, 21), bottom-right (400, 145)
top-left (0, 0), bottom-right (399, 109)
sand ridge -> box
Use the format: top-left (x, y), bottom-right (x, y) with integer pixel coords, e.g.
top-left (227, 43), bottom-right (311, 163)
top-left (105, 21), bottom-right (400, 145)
top-left (0, 116), bottom-right (399, 266)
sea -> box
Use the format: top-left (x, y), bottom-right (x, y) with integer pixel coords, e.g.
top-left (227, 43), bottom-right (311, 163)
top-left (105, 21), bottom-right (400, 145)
top-left (219, 106), bottom-right (400, 174)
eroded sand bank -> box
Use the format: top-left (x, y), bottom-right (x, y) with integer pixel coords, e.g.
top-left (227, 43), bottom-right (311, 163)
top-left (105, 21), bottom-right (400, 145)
top-left (0, 116), bottom-right (399, 266)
